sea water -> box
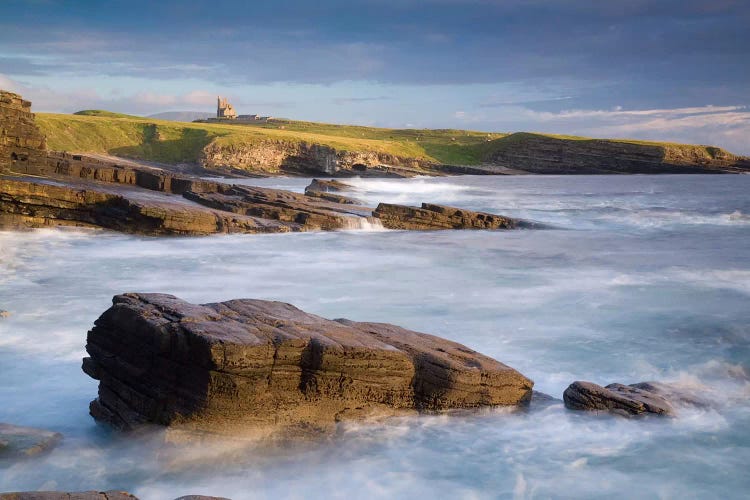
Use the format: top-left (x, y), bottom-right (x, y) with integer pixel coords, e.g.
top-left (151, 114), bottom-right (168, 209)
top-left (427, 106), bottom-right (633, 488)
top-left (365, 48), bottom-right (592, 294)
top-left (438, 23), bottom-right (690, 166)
top-left (0, 175), bottom-right (748, 499)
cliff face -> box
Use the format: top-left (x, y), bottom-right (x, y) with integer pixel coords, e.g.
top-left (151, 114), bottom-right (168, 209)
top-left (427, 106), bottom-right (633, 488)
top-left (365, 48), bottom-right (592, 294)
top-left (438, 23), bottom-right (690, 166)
top-left (0, 91), bottom-right (47, 173)
top-left (483, 133), bottom-right (750, 174)
top-left (200, 139), bottom-right (432, 176)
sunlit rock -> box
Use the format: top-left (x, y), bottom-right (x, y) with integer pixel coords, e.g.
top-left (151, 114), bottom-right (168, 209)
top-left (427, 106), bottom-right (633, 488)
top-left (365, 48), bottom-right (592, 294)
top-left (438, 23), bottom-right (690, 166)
top-left (83, 293), bottom-right (533, 438)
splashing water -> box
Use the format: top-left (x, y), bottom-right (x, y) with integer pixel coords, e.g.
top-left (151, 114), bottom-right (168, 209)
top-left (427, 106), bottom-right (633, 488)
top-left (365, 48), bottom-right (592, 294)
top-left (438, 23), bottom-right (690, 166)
top-left (1, 174), bottom-right (749, 499)
top-left (339, 216), bottom-right (387, 231)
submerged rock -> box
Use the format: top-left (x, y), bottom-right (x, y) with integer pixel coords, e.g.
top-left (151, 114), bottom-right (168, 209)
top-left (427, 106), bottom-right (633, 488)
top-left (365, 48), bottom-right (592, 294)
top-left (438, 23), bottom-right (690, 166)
top-left (0, 423), bottom-right (62, 458)
top-left (304, 179), bottom-right (353, 193)
top-left (83, 293), bottom-right (533, 437)
top-left (563, 381), bottom-right (688, 417)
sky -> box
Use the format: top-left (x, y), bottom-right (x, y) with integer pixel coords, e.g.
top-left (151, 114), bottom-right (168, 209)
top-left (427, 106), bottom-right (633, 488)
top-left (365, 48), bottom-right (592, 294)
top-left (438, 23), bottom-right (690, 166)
top-left (1, 0), bottom-right (749, 153)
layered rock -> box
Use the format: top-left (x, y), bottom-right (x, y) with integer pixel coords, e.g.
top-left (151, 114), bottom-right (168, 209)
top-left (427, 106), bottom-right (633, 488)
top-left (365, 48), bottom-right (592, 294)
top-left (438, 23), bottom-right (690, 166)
top-left (200, 139), bottom-right (432, 177)
top-left (0, 91), bottom-right (47, 174)
top-left (0, 177), bottom-right (288, 235)
top-left (373, 202), bottom-right (520, 230)
top-left (485, 133), bottom-right (750, 174)
top-left (0, 423), bottom-right (62, 458)
top-left (562, 380), bottom-right (705, 417)
top-left (83, 293), bottom-right (533, 436)
top-left (0, 92), bottom-right (532, 235)
top-left (183, 184), bottom-right (373, 231)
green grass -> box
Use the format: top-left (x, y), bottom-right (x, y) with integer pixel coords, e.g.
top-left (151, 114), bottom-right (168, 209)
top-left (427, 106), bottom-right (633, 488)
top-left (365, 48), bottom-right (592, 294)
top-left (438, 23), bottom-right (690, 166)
top-left (36, 112), bottom-right (733, 167)
top-left (73, 109), bottom-right (144, 119)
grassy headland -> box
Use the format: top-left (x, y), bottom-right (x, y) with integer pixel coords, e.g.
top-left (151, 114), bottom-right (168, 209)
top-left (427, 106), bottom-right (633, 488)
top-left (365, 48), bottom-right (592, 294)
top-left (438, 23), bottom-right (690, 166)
top-left (35, 112), bottom-right (743, 173)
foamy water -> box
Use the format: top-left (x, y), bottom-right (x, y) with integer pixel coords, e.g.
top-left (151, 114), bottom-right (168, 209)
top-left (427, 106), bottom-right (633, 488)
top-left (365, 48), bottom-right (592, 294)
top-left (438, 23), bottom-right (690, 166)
top-left (1, 175), bottom-right (749, 498)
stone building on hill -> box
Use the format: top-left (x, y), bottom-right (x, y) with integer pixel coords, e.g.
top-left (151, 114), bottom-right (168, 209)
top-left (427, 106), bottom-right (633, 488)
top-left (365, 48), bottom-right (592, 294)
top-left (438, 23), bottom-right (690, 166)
top-left (0, 90), bottom-right (47, 173)
top-left (200, 96), bottom-right (271, 124)
top-left (217, 96), bottom-right (237, 119)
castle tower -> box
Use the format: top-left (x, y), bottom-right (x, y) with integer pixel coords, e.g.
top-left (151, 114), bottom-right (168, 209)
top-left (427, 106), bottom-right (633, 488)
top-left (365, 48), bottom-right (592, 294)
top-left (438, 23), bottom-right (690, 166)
top-left (217, 95), bottom-right (237, 119)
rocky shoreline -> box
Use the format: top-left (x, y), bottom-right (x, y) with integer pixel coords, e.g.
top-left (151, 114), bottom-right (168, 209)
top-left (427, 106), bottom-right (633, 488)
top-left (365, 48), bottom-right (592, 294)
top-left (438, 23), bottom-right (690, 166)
top-left (1, 91), bottom-right (538, 236)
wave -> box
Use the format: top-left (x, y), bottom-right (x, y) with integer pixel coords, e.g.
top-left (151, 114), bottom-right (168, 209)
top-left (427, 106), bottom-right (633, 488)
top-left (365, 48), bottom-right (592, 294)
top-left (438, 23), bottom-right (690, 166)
top-left (597, 208), bottom-right (750, 228)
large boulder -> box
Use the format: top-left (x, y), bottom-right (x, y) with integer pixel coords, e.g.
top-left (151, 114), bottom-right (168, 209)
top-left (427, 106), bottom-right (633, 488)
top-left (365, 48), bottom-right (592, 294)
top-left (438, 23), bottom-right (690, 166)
top-left (0, 423), bottom-right (62, 459)
top-left (83, 293), bottom-right (533, 437)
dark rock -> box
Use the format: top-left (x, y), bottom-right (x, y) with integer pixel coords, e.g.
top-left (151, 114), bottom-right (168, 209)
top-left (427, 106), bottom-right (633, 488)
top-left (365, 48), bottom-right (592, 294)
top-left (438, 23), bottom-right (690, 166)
top-left (83, 293), bottom-right (533, 437)
top-left (563, 381), bottom-right (675, 417)
top-left (0, 423), bottom-right (62, 458)
top-left (0, 492), bottom-right (136, 500)
top-left (305, 179), bottom-right (353, 193)
top-left (373, 202), bottom-right (519, 230)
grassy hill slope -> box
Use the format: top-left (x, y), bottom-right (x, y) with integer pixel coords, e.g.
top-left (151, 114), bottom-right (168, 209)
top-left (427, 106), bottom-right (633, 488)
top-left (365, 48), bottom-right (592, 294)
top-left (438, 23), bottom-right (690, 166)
top-left (35, 112), bottom-right (746, 174)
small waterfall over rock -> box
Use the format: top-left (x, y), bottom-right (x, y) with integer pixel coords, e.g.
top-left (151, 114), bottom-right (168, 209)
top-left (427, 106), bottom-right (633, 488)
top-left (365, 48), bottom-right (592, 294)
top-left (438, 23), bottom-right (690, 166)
top-left (340, 215), bottom-right (386, 231)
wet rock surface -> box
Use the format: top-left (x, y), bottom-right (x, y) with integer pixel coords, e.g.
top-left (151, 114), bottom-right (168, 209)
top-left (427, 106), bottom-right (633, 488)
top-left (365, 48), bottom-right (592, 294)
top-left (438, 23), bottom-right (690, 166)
top-left (0, 91), bottom-right (537, 235)
top-left (303, 179), bottom-right (361, 204)
top-left (83, 293), bottom-right (533, 437)
top-left (562, 380), bottom-right (706, 417)
top-left (0, 423), bottom-right (62, 459)
top-left (373, 202), bottom-right (520, 230)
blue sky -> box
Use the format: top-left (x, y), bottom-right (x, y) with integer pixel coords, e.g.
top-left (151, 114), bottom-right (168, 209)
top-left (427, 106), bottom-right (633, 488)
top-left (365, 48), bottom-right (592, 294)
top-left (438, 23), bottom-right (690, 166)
top-left (1, 0), bottom-right (749, 153)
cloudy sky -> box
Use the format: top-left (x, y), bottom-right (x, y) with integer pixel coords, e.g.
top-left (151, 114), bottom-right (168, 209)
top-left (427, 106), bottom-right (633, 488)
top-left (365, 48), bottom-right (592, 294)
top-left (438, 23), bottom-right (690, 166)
top-left (2, 0), bottom-right (749, 153)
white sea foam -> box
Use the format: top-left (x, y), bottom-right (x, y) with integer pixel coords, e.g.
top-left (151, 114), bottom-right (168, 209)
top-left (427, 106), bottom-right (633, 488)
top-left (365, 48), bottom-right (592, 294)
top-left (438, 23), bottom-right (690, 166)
top-left (1, 175), bottom-right (749, 497)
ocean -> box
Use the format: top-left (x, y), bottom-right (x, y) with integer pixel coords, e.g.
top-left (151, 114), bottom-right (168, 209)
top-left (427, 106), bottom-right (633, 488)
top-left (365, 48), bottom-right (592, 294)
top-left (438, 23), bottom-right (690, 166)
top-left (1, 174), bottom-right (748, 499)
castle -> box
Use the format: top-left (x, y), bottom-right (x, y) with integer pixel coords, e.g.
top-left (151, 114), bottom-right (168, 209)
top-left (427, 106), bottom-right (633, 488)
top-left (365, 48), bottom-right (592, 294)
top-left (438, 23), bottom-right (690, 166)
top-left (202, 96), bottom-right (271, 123)
top-left (217, 96), bottom-right (237, 119)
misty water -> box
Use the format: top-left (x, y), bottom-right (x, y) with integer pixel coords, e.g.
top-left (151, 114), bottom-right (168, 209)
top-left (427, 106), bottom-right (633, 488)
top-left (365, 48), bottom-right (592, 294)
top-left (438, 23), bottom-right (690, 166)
top-left (1, 174), bottom-right (749, 499)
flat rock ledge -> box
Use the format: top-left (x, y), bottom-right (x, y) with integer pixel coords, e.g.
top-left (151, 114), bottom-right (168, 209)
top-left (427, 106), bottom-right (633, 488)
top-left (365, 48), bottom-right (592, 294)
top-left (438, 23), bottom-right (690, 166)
top-left (83, 293), bottom-right (533, 437)
top-left (562, 380), bottom-right (706, 417)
